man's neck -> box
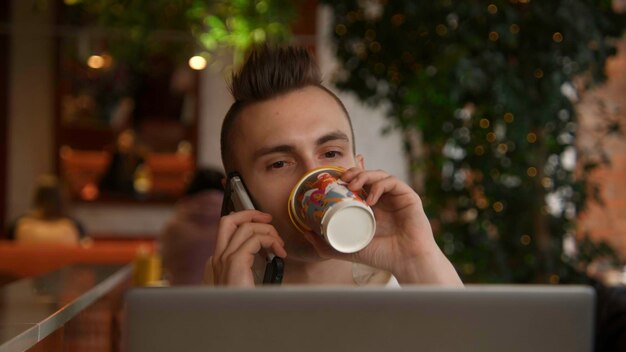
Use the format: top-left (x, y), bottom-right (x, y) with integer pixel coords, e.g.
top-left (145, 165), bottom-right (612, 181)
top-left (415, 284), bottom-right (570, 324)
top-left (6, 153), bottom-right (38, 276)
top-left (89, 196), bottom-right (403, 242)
top-left (281, 258), bottom-right (354, 285)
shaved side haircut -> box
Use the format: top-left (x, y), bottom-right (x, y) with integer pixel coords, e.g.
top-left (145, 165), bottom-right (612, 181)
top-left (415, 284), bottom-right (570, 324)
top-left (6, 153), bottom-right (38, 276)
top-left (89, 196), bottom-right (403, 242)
top-left (220, 45), bottom-right (355, 172)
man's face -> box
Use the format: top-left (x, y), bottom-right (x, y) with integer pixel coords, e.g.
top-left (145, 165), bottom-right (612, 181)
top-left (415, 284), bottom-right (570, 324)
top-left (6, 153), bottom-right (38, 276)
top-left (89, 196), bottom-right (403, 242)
top-left (230, 86), bottom-right (363, 261)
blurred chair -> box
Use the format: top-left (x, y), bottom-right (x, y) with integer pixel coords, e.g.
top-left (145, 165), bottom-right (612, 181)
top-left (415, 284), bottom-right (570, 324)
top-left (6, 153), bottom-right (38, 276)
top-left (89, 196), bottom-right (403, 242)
top-left (60, 147), bottom-right (111, 200)
top-left (139, 119), bottom-right (187, 153)
top-left (144, 152), bottom-right (194, 198)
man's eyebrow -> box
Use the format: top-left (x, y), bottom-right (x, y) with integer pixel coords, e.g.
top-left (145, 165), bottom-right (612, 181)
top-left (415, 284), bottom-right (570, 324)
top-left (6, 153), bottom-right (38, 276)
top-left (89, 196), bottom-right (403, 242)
top-left (253, 131), bottom-right (351, 159)
top-left (254, 144), bottom-right (296, 159)
top-left (316, 131), bottom-right (350, 146)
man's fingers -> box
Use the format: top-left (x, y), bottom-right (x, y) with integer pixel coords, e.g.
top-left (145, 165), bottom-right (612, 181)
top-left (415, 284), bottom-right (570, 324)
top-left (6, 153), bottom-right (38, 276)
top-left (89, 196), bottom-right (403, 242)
top-left (343, 168), bottom-right (387, 180)
top-left (364, 175), bottom-right (401, 205)
top-left (221, 233), bottom-right (287, 268)
top-left (342, 169), bottom-right (398, 204)
top-left (220, 222), bottom-right (284, 260)
top-left (213, 210), bottom-right (272, 257)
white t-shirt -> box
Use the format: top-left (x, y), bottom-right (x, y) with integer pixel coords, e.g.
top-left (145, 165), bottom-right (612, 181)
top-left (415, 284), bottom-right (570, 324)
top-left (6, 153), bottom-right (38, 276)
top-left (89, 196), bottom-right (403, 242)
top-left (352, 263), bottom-right (400, 288)
top-left (203, 258), bottom-right (399, 287)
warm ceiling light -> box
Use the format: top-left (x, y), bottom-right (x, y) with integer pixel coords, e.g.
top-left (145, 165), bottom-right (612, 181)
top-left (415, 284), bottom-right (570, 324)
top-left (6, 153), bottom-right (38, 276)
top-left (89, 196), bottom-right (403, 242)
top-left (87, 55), bottom-right (105, 69)
top-left (188, 55), bottom-right (207, 70)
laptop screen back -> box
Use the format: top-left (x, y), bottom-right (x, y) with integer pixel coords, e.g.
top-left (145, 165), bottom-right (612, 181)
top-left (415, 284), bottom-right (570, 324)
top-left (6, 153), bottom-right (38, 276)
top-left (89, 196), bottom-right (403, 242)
top-left (124, 285), bottom-right (594, 352)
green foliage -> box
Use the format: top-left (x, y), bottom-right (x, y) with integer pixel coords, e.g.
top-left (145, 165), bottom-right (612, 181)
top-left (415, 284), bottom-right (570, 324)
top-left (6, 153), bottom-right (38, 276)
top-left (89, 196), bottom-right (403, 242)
top-left (185, 0), bottom-right (298, 62)
top-left (64, 0), bottom-right (199, 72)
top-left (64, 0), bottom-right (299, 67)
top-left (321, 0), bottom-right (626, 283)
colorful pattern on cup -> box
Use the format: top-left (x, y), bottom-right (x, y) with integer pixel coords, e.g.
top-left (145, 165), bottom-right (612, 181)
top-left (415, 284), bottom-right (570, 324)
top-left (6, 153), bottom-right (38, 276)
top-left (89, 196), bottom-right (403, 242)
top-left (287, 166), bottom-right (375, 253)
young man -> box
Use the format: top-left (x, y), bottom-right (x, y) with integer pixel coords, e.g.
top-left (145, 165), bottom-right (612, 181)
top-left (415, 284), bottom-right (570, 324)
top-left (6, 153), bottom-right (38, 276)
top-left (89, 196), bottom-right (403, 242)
top-left (207, 45), bottom-right (462, 287)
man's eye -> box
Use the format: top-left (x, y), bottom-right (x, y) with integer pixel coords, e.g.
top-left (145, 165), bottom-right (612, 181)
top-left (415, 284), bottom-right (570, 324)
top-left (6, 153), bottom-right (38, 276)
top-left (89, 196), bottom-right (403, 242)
top-left (324, 151), bottom-right (340, 158)
top-left (270, 161), bottom-right (286, 169)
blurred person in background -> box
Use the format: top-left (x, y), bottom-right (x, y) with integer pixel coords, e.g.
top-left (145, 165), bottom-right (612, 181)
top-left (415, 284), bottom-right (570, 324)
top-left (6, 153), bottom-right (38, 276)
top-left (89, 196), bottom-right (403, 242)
top-left (99, 128), bottom-right (145, 196)
top-left (160, 168), bottom-right (224, 285)
top-left (7, 174), bottom-right (86, 245)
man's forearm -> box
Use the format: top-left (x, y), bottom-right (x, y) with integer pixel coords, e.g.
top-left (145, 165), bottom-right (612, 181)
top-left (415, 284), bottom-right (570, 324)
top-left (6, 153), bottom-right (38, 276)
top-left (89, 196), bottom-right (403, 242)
top-left (393, 248), bottom-right (464, 286)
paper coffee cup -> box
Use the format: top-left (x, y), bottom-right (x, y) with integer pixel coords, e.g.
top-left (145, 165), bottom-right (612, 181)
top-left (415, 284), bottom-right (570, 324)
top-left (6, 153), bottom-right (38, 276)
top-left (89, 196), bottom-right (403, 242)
top-left (288, 166), bottom-right (376, 253)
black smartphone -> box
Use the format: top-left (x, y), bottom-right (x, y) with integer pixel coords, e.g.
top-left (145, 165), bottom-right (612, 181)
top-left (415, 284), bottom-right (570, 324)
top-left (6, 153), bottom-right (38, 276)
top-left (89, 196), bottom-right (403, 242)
top-left (221, 172), bottom-right (284, 285)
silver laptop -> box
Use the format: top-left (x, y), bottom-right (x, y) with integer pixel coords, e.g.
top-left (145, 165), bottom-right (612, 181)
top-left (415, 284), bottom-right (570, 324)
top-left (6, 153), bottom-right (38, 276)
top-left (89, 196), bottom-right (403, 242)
top-left (124, 285), bottom-right (594, 352)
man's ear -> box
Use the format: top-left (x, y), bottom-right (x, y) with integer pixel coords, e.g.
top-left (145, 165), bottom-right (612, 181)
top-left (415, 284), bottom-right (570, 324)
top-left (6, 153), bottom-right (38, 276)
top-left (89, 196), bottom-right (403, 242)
top-left (356, 154), bottom-right (365, 169)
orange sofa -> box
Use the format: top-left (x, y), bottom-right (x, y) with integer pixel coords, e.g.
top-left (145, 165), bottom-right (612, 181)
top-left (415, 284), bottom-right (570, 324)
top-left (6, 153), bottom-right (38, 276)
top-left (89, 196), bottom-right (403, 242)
top-left (0, 239), bottom-right (156, 280)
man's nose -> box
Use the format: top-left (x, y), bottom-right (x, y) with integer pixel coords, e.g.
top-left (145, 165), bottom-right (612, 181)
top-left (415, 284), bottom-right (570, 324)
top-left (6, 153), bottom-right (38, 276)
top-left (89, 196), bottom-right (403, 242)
top-left (301, 157), bottom-right (321, 174)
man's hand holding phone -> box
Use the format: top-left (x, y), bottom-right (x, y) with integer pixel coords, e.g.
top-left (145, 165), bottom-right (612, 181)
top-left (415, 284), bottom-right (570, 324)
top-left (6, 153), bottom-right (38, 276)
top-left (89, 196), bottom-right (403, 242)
top-left (211, 210), bottom-right (286, 287)
top-left (210, 173), bottom-right (285, 287)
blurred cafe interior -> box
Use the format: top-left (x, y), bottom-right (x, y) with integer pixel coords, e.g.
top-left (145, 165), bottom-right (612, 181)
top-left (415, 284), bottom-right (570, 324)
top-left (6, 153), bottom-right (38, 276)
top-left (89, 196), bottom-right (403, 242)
top-left (1, 0), bottom-right (626, 351)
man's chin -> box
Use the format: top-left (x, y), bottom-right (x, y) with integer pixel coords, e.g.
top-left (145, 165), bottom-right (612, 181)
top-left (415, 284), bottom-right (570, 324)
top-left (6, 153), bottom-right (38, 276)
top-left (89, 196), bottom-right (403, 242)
top-left (282, 234), bottom-right (329, 263)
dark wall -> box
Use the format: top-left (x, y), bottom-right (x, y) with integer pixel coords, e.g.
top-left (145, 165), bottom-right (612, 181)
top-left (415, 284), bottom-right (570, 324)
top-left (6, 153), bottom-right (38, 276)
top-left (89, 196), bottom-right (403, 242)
top-left (0, 1), bottom-right (10, 233)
